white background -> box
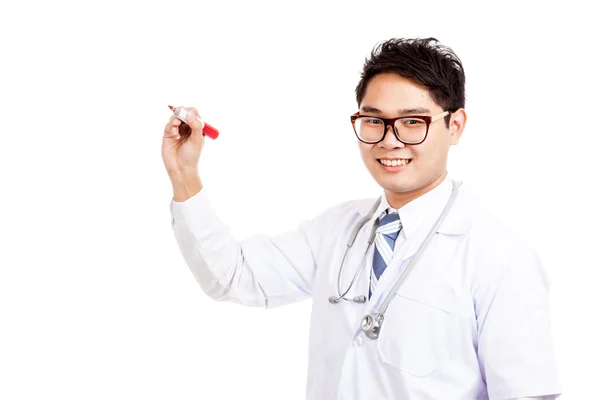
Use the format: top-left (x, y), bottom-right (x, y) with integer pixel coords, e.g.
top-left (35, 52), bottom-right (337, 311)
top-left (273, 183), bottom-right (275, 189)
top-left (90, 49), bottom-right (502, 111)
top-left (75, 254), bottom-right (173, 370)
top-left (1, 0), bottom-right (598, 399)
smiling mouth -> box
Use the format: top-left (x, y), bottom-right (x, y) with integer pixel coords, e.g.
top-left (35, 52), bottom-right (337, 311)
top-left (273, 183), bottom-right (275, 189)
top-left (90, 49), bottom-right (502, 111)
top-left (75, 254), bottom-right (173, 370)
top-left (377, 158), bottom-right (412, 167)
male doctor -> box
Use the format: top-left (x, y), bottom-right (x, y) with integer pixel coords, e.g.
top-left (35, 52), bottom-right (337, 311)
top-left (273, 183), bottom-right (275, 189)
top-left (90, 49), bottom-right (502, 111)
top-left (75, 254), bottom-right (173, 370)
top-left (162, 38), bottom-right (561, 399)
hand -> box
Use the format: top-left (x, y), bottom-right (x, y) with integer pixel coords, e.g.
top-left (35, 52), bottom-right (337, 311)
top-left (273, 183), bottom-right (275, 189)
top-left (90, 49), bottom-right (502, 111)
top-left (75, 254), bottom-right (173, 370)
top-left (162, 106), bottom-right (205, 176)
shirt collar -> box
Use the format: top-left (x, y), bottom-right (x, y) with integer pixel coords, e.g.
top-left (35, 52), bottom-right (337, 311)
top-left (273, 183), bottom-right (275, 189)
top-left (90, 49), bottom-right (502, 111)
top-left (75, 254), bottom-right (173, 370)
top-left (356, 175), bottom-right (473, 237)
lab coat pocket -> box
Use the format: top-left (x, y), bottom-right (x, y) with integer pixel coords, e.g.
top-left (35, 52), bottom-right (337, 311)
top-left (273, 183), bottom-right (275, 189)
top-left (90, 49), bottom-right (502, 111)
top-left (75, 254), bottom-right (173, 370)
top-left (376, 293), bottom-right (452, 378)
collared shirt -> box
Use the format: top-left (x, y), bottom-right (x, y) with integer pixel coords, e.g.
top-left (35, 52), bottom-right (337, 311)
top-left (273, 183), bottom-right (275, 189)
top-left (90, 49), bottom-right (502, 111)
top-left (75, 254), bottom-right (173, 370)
top-left (169, 175), bottom-right (561, 400)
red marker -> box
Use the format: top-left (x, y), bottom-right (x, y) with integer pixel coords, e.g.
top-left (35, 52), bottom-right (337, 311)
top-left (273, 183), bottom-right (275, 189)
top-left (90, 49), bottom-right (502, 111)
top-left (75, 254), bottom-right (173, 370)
top-left (168, 105), bottom-right (219, 140)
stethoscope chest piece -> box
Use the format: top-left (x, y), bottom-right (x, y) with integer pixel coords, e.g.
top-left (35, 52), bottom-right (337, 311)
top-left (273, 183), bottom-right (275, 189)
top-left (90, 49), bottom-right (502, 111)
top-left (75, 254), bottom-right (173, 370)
top-left (361, 313), bottom-right (384, 340)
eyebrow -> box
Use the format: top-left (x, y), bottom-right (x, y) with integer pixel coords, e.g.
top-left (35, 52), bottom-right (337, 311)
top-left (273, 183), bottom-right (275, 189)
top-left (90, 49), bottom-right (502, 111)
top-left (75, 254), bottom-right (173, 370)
top-left (360, 106), bottom-right (431, 115)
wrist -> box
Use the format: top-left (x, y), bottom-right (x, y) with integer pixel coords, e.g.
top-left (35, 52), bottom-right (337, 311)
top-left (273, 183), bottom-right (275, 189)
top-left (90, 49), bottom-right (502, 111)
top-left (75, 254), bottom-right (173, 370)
top-left (170, 169), bottom-right (203, 202)
top-left (168, 167), bottom-right (199, 182)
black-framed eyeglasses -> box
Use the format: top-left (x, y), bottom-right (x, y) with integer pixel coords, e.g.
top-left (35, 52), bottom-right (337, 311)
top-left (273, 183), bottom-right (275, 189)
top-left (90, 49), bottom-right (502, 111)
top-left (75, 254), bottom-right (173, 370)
top-left (350, 110), bottom-right (450, 145)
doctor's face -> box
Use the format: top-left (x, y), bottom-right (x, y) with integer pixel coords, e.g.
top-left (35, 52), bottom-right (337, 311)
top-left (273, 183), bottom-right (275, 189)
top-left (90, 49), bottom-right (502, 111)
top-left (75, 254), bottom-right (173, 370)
top-left (357, 73), bottom-right (465, 203)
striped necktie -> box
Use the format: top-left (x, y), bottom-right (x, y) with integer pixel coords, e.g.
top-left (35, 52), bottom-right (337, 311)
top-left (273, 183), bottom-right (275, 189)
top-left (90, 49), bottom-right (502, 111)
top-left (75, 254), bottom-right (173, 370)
top-left (369, 211), bottom-right (402, 299)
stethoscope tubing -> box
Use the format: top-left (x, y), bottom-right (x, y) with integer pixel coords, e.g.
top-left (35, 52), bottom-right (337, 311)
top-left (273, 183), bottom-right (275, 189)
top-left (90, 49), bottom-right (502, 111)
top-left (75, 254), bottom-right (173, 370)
top-left (329, 180), bottom-right (462, 339)
top-left (330, 198), bottom-right (382, 304)
top-left (375, 181), bottom-right (461, 316)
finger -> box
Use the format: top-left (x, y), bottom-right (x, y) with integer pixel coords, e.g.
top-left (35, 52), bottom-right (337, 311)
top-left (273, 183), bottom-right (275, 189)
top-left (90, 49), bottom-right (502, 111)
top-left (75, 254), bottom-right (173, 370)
top-left (184, 107), bottom-right (205, 129)
top-left (163, 126), bottom-right (179, 139)
top-left (163, 124), bottom-right (180, 140)
top-left (164, 115), bottom-right (182, 131)
top-left (184, 107), bottom-right (201, 120)
top-left (167, 115), bottom-right (182, 129)
top-left (163, 129), bottom-right (180, 141)
top-left (183, 106), bottom-right (205, 135)
top-left (164, 114), bottom-right (184, 133)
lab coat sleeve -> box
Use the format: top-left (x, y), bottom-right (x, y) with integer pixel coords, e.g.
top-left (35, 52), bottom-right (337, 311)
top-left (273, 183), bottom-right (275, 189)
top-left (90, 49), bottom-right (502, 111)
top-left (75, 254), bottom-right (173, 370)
top-left (474, 242), bottom-right (562, 400)
top-left (170, 187), bottom-right (330, 308)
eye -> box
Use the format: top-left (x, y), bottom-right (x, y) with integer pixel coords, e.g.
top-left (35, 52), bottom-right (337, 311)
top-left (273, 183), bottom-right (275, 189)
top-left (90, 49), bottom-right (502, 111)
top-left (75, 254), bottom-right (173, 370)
top-left (402, 118), bottom-right (426, 125)
top-left (366, 118), bottom-right (382, 125)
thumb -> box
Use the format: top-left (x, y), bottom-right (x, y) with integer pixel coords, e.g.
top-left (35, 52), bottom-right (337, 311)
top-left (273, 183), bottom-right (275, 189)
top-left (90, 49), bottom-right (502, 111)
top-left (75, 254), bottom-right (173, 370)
top-left (186, 108), bottom-right (205, 146)
top-left (186, 108), bottom-right (205, 132)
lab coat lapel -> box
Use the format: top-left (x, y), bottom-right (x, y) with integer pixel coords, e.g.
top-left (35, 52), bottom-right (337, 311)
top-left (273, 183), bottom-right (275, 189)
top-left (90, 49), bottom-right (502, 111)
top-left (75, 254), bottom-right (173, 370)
top-left (369, 182), bottom-right (475, 301)
top-left (356, 180), bottom-right (475, 306)
top-left (399, 180), bottom-right (474, 262)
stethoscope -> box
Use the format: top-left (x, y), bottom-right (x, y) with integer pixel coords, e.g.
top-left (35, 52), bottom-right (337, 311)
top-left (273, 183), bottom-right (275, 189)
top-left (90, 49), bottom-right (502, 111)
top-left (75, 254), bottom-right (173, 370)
top-left (328, 180), bottom-right (462, 340)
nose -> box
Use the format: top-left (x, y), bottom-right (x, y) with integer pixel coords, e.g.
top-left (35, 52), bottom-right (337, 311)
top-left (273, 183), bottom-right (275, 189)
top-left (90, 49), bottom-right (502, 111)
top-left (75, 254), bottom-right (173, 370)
top-left (380, 124), bottom-right (405, 149)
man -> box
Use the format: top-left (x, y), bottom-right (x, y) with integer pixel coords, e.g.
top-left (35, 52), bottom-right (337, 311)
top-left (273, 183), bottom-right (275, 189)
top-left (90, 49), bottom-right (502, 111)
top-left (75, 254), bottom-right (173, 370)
top-left (162, 38), bottom-right (561, 399)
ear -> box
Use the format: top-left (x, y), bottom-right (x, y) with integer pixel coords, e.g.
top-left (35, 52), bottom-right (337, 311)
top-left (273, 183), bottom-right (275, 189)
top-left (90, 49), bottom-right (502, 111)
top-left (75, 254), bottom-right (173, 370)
top-left (449, 108), bottom-right (467, 145)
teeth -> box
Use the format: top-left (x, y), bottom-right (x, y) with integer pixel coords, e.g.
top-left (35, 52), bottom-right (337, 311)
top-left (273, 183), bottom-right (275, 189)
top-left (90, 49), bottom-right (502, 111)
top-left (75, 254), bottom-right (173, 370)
top-left (380, 159), bottom-right (410, 166)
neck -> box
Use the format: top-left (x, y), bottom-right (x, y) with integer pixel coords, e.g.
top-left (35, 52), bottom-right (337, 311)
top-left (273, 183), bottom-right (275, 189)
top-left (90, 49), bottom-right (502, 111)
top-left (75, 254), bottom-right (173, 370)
top-left (385, 172), bottom-right (448, 209)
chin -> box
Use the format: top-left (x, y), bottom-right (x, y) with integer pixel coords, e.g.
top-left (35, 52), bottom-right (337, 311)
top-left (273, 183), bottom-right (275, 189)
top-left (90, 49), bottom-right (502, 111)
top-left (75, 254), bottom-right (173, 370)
top-left (372, 171), bottom-right (418, 193)
top-left (382, 180), bottom-right (420, 194)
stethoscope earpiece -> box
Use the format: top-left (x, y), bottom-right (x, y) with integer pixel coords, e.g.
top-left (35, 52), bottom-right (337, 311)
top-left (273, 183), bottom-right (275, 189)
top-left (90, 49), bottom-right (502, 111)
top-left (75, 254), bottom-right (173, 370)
top-left (329, 295), bottom-right (366, 304)
top-left (353, 295), bottom-right (367, 303)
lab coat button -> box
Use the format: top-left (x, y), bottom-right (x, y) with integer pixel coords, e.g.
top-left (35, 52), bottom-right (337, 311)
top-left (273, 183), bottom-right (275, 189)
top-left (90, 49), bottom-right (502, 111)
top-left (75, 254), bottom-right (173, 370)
top-left (353, 336), bottom-right (364, 347)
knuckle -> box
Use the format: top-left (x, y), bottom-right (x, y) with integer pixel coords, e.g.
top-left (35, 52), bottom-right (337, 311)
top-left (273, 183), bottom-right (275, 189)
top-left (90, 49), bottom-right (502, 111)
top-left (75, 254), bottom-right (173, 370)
top-left (188, 107), bottom-right (200, 118)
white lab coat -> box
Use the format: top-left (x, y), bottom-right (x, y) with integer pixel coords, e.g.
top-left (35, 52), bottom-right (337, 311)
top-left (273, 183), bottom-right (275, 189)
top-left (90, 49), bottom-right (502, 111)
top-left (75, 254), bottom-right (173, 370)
top-left (169, 176), bottom-right (561, 400)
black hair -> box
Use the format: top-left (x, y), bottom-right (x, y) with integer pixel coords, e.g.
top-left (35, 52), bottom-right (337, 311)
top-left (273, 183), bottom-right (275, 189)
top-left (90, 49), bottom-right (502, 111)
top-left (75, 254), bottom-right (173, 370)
top-left (355, 37), bottom-right (466, 127)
